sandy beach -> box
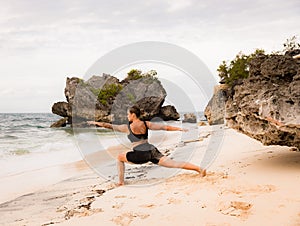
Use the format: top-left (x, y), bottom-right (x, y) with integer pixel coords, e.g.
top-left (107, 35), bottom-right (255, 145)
top-left (1, 126), bottom-right (300, 226)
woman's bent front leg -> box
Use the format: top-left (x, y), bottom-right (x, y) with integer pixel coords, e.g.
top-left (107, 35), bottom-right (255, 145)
top-left (117, 152), bottom-right (128, 186)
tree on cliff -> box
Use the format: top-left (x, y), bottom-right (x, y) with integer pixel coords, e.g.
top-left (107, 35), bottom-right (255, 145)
top-left (283, 35), bottom-right (300, 52)
top-left (218, 36), bottom-right (300, 86)
top-left (217, 49), bottom-right (265, 85)
top-left (123, 69), bottom-right (158, 83)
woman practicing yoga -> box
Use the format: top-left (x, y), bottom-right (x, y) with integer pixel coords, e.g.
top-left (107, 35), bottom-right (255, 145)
top-left (87, 106), bottom-right (206, 185)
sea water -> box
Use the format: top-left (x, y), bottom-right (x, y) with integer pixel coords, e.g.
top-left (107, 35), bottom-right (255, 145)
top-left (0, 113), bottom-right (83, 177)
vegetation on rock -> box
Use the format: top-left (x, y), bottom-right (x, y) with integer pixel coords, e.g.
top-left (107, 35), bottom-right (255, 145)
top-left (125, 69), bottom-right (158, 81)
top-left (51, 69), bottom-right (179, 126)
top-left (91, 83), bottom-right (123, 106)
top-left (218, 35), bottom-right (300, 86)
top-left (283, 35), bottom-right (300, 52)
top-left (217, 49), bottom-right (265, 86)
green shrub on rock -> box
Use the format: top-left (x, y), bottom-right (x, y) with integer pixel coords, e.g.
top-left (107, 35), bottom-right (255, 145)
top-left (217, 49), bottom-right (265, 86)
top-left (99, 83), bottom-right (123, 105)
top-left (90, 83), bottom-right (123, 106)
top-left (125, 69), bottom-right (158, 81)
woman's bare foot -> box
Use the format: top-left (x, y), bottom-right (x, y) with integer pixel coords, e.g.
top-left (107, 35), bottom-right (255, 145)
top-left (200, 168), bottom-right (206, 177)
top-left (197, 167), bottom-right (206, 177)
top-left (117, 182), bottom-right (124, 187)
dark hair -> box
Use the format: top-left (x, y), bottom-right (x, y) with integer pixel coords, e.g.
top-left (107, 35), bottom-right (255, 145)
top-left (129, 106), bottom-right (141, 118)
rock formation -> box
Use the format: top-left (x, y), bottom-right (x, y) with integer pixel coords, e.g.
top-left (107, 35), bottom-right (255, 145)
top-left (51, 74), bottom-right (180, 127)
top-left (159, 105), bottom-right (180, 121)
top-left (204, 85), bottom-right (229, 125)
top-left (205, 52), bottom-right (300, 149)
top-left (50, 117), bottom-right (68, 128)
top-left (182, 113), bottom-right (197, 123)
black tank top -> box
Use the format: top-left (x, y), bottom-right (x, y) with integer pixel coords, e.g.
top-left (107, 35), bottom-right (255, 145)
top-left (127, 121), bottom-right (148, 143)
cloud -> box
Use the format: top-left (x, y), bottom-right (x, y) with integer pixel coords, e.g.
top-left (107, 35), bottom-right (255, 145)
top-left (1, 0), bottom-right (299, 61)
top-left (0, 0), bottom-right (299, 112)
top-left (1, 0), bottom-right (299, 53)
top-left (165, 0), bottom-right (193, 13)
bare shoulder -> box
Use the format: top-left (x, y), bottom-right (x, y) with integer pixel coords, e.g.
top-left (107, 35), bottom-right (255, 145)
top-left (146, 121), bottom-right (165, 130)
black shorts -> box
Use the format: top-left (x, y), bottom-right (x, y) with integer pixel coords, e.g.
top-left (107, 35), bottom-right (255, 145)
top-left (126, 143), bottom-right (164, 164)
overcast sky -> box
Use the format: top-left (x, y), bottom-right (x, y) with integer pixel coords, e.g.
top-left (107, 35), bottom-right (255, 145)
top-left (0, 0), bottom-right (299, 113)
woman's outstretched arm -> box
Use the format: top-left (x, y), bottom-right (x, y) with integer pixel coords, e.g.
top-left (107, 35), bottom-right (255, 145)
top-left (87, 121), bottom-right (128, 133)
top-left (146, 121), bottom-right (188, 132)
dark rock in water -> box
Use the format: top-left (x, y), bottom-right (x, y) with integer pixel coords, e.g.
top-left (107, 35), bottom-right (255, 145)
top-left (50, 117), bottom-right (68, 128)
top-left (205, 51), bottom-right (300, 149)
top-left (182, 113), bottom-right (197, 123)
top-left (159, 105), bottom-right (180, 121)
top-left (204, 85), bottom-right (229, 125)
top-left (52, 102), bottom-right (71, 118)
top-left (51, 73), bottom-right (179, 127)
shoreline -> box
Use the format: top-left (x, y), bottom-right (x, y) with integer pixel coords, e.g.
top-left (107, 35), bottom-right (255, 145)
top-left (0, 159), bottom-right (90, 204)
top-left (1, 126), bottom-right (300, 225)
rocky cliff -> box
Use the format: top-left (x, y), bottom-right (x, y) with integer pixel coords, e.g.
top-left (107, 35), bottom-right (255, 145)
top-left (51, 74), bottom-right (180, 127)
top-left (205, 52), bottom-right (300, 149)
top-left (204, 85), bottom-right (229, 125)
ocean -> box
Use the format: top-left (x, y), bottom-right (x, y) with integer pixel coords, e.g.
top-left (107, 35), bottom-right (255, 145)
top-left (0, 113), bottom-right (82, 177)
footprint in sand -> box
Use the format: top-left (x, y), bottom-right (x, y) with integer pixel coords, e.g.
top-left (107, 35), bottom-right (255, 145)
top-left (167, 197), bottom-right (182, 205)
top-left (115, 195), bottom-right (127, 199)
top-left (112, 203), bottom-right (124, 209)
top-left (62, 195), bottom-right (104, 220)
top-left (218, 201), bottom-right (252, 219)
top-left (166, 171), bottom-right (228, 186)
top-left (204, 172), bottom-right (229, 184)
top-left (219, 184), bottom-right (276, 196)
top-left (112, 212), bottom-right (150, 226)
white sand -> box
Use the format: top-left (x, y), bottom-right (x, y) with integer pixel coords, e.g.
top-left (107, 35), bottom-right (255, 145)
top-left (1, 126), bottom-right (300, 226)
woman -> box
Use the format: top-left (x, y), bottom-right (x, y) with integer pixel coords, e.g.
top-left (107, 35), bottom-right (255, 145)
top-left (87, 106), bottom-right (206, 186)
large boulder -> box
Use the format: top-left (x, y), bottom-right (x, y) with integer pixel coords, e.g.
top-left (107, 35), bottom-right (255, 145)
top-left (111, 77), bottom-right (167, 123)
top-left (51, 101), bottom-right (71, 118)
top-left (51, 74), bottom-right (179, 126)
top-left (50, 117), bottom-right (68, 128)
top-left (204, 84), bottom-right (229, 125)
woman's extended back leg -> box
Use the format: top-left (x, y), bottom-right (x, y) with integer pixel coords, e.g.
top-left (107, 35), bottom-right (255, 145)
top-left (158, 156), bottom-right (206, 177)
